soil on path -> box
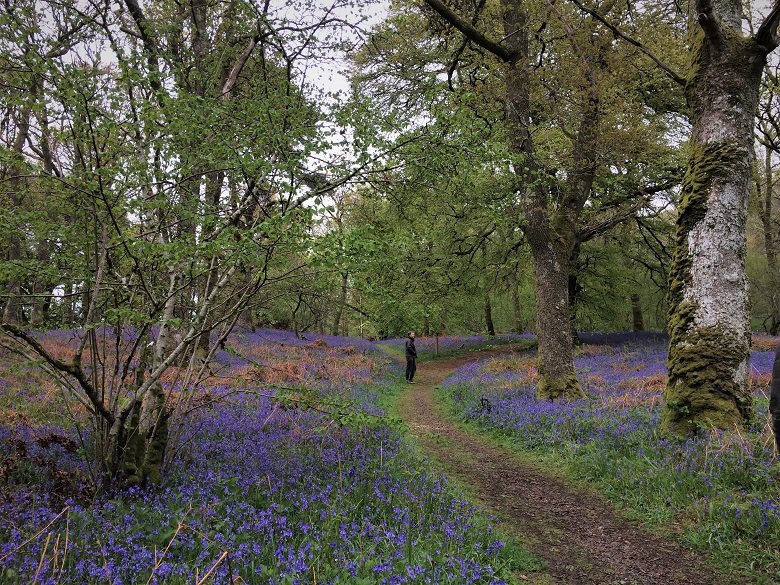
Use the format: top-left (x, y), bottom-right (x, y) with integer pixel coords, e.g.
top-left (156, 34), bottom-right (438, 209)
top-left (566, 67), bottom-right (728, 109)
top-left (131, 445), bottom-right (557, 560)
top-left (397, 346), bottom-right (732, 585)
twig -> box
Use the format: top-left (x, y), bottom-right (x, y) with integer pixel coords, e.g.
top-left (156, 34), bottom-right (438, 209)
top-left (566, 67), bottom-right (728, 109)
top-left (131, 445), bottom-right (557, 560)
top-left (566, 0), bottom-right (686, 85)
top-left (32, 532), bottom-right (52, 585)
top-left (146, 506), bottom-right (191, 585)
top-left (195, 551), bottom-right (229, 584)
top-left (0, 507), bottom-right (69, 563)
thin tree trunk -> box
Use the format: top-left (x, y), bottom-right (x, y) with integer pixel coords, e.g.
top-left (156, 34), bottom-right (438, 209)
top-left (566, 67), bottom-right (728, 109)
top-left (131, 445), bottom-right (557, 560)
top-left (2, 103), bottom-right (32, 325)
top-left (29, 102), bottom-right (58, 329)
top-left (2, 236), bottom-right (23, 325)
top-left (331, 272), bottom-right (348, 336)
top-left (664, 2), bottom-right (771, 434)
top-left (484, 293), bottom-right (495, 336)
top-left (630, 293), bottom-right (645, 332)
top-left (438, 306), bottom-right (447, 336)
top-left (341, 314), bottom-right (349, 337)
top-left (511, 274), bottom-right (523, 333)
top-left (758, 145), bottom-right (780, 334)
top-left (29, 240), bottom-right (52, 327)
top-left (62, 282), bottom-right (75, 325)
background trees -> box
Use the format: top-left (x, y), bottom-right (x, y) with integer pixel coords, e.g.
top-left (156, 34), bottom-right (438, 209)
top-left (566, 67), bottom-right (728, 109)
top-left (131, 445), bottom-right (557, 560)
top-left (0, 0), bottom-right (373, 484)
top-left (4, 0), bottom-right (780, 486)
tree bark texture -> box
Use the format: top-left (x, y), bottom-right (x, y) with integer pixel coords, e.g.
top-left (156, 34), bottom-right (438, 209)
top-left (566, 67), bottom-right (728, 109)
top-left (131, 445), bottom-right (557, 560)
top-left (529, 236), bottom-right (582, 398)
top-left (332, 272), bottom-right (348, 336)
top-left (664, 1), bottom-right (770, 434)
top-left (1, 103), bottom-right (32, 325)
top-left (501, 0), bottom-right (584, 399)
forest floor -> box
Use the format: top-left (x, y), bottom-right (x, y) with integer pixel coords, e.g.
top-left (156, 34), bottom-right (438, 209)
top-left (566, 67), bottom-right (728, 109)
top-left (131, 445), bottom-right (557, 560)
top-left (396, 345), bottom-right (733, 585)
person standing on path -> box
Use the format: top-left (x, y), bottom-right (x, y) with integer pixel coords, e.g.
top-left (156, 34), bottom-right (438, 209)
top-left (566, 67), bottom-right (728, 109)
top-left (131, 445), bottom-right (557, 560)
top-left (771, 340), bottom-right (780, 453)
top-left (405, 330), bottom-right (417, 384)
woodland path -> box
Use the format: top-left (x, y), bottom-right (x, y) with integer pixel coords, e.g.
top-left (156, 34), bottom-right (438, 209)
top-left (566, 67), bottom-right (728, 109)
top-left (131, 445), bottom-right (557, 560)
top-left (396, 345), bottom-right (732, 585)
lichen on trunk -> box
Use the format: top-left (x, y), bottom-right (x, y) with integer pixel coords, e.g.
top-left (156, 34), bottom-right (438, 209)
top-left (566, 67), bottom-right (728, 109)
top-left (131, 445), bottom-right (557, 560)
top-left (663, 3), bottom-right (767, 434)
top-left (116, 385), bottom-right (170, 486)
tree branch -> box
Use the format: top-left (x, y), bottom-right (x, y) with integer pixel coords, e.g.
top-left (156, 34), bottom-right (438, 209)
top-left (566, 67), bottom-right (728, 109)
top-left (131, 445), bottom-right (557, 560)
top-left (695, 0), bottom-right (724, 50)
top-left (220, 34), bottom-right (262, 99)
top-left (756, 0), bottom-right (780, 51)
top-left (577, 180), bottom-right (677, 244)
top-left (422, 0), bottom-right (520, 63)
top-left (1, 323), bottom-right (115, 425)
top-left (566, 0), bottom-right (686, 86)
top-left (122, 0), bottom-right (163, 94)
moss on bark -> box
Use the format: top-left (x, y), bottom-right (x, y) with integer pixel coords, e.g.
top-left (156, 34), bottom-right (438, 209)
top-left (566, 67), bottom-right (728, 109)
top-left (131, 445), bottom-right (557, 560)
top-left (536, 371), bottom-right (584, 401)
top-left (663, 325), bottom-right (750, 435)
top-left (119, 403), bottom-right (144, 486)
top-left (115, 384), bottom-right (170, 486)
top-left (664, 141), bottom-right (752, 435)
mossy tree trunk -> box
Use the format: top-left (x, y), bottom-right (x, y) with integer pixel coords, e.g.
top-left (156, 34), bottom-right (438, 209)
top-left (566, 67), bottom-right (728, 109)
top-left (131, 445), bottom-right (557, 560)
top-left (530, 231), bottom-right (583, 399)
top-left (500, 0), bottom-right (596, 399)
top-left (663, 0), bottom-right (780, 434)
top-left (423, 0), bottom-right (606, 399)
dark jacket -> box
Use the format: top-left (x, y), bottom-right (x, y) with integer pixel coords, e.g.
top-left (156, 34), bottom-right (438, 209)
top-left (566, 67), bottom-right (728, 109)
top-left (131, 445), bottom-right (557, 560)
top-left (771, 342), bottom-right (780, 451)
top-left (771, 341), bottom-right (780, 416)
top-left (405, 337), bottom-right (417, 359)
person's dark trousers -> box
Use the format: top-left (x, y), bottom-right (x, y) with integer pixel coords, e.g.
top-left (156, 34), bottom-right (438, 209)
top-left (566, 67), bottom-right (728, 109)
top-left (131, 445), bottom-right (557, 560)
top-left (405, 357), bottom-right (416, 382)
top-left (773, 414), bottom-right (780, 453)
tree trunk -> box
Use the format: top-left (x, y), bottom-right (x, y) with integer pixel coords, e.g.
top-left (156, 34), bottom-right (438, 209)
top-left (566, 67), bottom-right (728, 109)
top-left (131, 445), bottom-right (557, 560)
top-left (664, 5), bottom-right (768, 434)
top-left (331, 272), bottom-right (348, 336)
top-left (438, 306), bottom-right (447, 336)
top-left (484, 293), bottom-right (495, 336)
top-left (630, 293), bottom-right (645, 332)
top-left (1, 103), bottom-right (32, 326)
top-left (568, 265), bottom-right (582, 344)
top-left (29, 240), bottom-right (52, 327)
top-left (758, 145), bottom-right (780, 334)
top-left (341, 315), bottom-right (349, 337)
top-left (2, 236), bottom-right (24, 325)
top-left (529, 234), bottom-right (583, 399)
top-left (511, 275), bottom-right (523, 333)
top-left (501, 0), bottom-right (584, 399)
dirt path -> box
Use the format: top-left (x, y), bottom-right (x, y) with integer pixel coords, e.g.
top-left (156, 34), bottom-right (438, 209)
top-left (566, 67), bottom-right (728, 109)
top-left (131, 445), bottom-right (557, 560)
top-left (397, 346), bottom-right (731, 585)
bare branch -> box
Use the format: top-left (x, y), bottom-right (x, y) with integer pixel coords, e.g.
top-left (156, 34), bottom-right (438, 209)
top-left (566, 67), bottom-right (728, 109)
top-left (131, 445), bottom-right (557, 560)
top-left (423, 0), bottom-right (520, 63)
top-left (577, 180), bottom-right (677, 244)
top-left (695, 0), bottom-right (725, 50)
top-left (221, 34), bottom-right (262, 99)
top-left (1, 323), bottom-right (115, 425)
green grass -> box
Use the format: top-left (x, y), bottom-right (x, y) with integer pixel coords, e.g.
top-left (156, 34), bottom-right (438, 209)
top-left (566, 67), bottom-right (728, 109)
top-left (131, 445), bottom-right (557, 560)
top-left (377, 354), bottom-right (547, 584)
top-left (433, 385), bottom-right (780, 585)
